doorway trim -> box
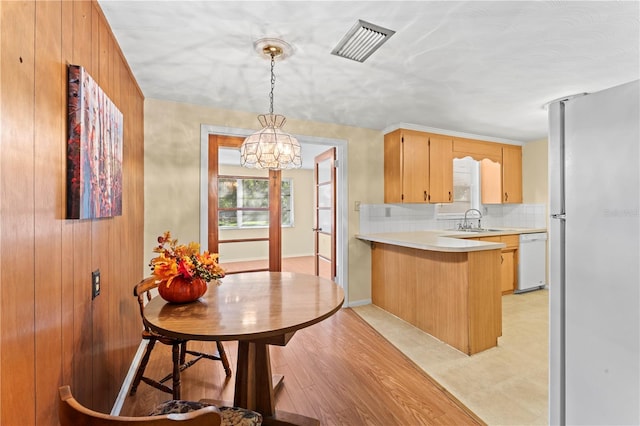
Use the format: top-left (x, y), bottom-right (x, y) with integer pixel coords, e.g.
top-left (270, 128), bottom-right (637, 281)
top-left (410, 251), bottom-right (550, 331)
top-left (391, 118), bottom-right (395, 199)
top-left (199, 124), bottom-right (349, 305)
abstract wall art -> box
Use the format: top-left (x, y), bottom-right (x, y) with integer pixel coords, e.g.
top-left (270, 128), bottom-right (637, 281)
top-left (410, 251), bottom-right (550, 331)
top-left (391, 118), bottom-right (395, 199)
top-left (67, 64), bottom-right (123, 219)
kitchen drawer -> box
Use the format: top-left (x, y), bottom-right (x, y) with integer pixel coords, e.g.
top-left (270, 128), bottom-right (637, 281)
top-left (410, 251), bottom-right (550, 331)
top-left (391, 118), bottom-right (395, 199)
top-left (501, 235), bottom-right (519, 249)
top-left (473, 236), bottom-right (502, 243)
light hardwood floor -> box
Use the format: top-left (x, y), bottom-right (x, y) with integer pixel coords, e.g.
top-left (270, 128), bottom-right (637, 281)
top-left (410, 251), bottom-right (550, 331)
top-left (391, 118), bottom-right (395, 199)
top-left (120, 308), bottom-right (483, 425)
top-left (219, 256), bottom-right (549, 424)
top-left (221, 256), bottom-right (316, 275)
top-left (123, 257), bottom-right (522, 424)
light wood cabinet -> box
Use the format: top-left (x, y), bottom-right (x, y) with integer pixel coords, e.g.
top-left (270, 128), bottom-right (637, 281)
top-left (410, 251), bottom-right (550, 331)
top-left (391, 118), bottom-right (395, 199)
top-left (403, 130), bottom-right (430, 202)
top-left (502, 145), bottom-right (523, 203)
top-left (371, 242), bottom-right (502, 355)
top-left (471, 235), bottom-right (520, 295)
top-left (385, 129), bottom-right (522, 204)
top-left (462, 143), bottom-right (523, 205)
top-left (500, 250), bottom-right (516, 293)
top-left (384, 129), bottom-right (427, 203)
top-left (384, 129), bottom-right (453, 203)
top-left (473, 234), bottom-right (519, 294)
top-left (452, 137), bottom-right (502, 163)
top-left (429, 135), bottom-right (454, 203)
top-left (499, 234), bottom-right (519, 294)
top-left (480, 158), bottom-right (502, 204)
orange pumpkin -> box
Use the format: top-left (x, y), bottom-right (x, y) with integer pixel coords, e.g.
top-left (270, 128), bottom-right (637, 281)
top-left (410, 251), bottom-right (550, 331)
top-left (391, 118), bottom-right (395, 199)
top-left (157, 276), bottom-right (207, 303)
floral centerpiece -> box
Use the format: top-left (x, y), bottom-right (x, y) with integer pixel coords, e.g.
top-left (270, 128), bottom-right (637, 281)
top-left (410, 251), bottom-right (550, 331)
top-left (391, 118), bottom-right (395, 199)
top-left (150, 231), bottom-right (225, 303)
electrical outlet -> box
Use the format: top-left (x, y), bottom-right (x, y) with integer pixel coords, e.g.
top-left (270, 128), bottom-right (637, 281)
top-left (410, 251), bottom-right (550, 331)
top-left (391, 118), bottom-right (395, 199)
top-left (92, 270), bottom-right (101, 299)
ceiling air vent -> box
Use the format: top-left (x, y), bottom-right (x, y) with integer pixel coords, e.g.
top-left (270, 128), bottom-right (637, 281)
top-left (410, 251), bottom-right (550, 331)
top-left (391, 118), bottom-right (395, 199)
top-left (331, 20), bottom-right (395, 63)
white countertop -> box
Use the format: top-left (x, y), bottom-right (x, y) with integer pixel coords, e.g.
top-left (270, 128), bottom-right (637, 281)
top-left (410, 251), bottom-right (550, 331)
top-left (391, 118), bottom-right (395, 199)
top-left (355, 228), bottom-right (547, 253)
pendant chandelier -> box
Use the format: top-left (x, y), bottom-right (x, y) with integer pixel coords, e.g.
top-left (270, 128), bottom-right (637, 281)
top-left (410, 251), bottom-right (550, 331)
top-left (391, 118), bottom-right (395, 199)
top-left (240, 39), bottom-right (302, 170)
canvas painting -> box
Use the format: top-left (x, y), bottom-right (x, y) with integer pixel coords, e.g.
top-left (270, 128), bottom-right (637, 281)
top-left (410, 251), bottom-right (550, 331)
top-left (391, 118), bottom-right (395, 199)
top-left (67, 64), bottom-right (123, 219)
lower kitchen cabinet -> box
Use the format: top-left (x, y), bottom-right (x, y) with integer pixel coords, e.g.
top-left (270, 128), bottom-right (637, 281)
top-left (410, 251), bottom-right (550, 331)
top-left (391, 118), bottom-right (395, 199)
top-left (500, 249), bottom-right (516, 293)
top-left (500, 235), bottom-right (519, 294)
top-left (473, 234), bottom-right (519, 294)
top-left (370, 242), bottom-right (502, 355)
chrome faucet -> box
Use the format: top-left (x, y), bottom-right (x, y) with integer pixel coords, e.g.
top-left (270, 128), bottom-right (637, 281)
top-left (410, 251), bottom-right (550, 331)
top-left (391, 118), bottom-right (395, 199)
top-left (462, 208), bottom-right (483, 230)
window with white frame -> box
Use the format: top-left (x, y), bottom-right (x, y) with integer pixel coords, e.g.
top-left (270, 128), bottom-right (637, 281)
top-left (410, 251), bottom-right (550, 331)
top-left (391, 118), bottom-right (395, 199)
top-left (218, 177), bottom-right (293, 228)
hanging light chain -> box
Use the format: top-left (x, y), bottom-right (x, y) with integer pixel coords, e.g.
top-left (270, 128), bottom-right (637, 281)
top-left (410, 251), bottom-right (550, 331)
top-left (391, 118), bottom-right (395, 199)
top-left (269, 50), bottom-right (276, 115)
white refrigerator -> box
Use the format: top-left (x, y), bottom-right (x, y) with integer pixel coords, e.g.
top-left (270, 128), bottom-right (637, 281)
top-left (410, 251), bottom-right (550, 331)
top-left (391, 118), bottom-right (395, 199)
top-left (548, 79), bottom-right (639, 425)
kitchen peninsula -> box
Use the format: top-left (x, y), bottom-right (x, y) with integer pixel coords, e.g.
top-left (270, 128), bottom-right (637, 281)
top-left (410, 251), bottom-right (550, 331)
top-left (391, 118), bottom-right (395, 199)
top-left (357, 231), bottom-right (506, 355)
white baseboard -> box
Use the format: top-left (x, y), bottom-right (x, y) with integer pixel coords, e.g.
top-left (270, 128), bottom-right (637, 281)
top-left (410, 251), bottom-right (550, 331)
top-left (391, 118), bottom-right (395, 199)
top-left (111, 340), bottom-right (148, 415)
top-left (346, 298), bottom-right (371, 307)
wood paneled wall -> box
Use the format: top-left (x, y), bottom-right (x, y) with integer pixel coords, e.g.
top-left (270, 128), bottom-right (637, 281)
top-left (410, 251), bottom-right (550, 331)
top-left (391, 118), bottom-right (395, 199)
top-left (0, 1), bottom-right (144, 424)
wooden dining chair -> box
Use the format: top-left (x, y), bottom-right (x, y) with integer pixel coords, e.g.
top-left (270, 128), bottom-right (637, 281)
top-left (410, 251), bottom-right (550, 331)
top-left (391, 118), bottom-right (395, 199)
top-left (129, 277), bottom-right (231, 400)
top-left (58, 385), bottom-right (222, 425)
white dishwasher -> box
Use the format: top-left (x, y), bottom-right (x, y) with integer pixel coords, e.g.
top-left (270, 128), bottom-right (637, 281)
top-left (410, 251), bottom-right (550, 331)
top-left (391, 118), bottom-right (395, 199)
top-left (516, 232), bottom-right (547, 293)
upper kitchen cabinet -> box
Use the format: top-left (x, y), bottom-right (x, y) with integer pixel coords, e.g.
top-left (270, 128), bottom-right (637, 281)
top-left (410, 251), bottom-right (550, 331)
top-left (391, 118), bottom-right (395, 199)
top-left (452, 137), bottom-right (502, 163)
top-left (384, 129), bottom-right (428, 203)
top-left (428, 135), bottom-right (454, 203)
top-left (384, 129), bottom-right (453, 203)
top-left (453, 137), bottom-right (523, 205)
top-left (480, 159), bottom-right (502, 204)
top-left (502, 145), bottom-right (523, 203)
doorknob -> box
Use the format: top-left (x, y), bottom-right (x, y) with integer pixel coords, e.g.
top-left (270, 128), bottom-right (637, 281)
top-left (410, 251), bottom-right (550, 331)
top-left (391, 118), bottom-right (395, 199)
top-left (312, 228), bottom-right (322, 232)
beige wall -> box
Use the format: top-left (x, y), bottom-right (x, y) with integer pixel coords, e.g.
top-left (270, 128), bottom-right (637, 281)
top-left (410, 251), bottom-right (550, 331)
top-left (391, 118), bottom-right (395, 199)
top-left (522, 138), bottom-right (549, 205)
top-left (522, 137), bottom-right (549, 282)
top-left (144, 98), bottom-right (383, 304)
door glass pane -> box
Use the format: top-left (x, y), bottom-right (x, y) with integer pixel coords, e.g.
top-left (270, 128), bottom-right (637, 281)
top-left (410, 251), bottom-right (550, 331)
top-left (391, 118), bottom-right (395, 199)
top-left (241, 210), bottom-right (269, 226)
top-left (318, 209), bottom-right (331, 233)
top-left (218, 240), bottom-right (269, 273)
top-left (317, 159), bottom-right (331, 182)
top-left (281, 179), bottom-right (293, 226)
top-left (318, 233), bottom-right (332, 260)
top-left (219, 210), bottom-right (237, 227)
top-left (242, 179), bottom-right (269, 208)
top-left (218, 146), bottom-right (241, 167)
top-left (318, 183), bottom-right (331, 208)
top-left (218, 178), bottom-right (237, 208)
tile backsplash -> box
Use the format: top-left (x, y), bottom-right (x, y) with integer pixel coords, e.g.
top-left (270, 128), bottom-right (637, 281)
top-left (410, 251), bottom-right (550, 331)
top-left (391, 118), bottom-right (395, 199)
top-left (359, 203), bottom-right (547, 234)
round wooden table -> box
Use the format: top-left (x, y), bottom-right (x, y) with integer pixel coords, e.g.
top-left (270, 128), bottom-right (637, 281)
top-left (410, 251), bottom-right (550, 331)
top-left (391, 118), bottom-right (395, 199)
top-left (143, 271), bottom-right (344, 425)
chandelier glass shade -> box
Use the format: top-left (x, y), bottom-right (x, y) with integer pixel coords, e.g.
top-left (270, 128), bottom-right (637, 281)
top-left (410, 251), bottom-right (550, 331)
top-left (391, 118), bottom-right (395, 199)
top-left (240, 41), bottom-right (302, 170)
top-left (240, 113), bottom-right (301, 169)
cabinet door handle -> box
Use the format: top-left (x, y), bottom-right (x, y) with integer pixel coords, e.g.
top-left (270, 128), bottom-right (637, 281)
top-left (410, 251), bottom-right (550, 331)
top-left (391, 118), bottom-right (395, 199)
top-left (424, 191), bottom-right (428, 201)
top-left (501, 255), bottom-right (504, 264)
top-left (504, 192), bottom-right (509, 202)
top-left (448, 191), bottom-right (452, 201)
